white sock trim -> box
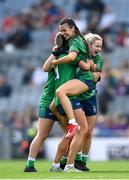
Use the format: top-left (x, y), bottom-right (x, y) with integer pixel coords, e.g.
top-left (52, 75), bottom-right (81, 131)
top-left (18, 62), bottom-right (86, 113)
top-left (62, 156), bottom-right (68, 160)
top-left (28, 157), bottom-right (36, 161)
top-left (77, 152), bottom-right (81, 155)
top-left (82, 153), bottom-right (88, 158)
top-left (69, 119), bottom-right (77, 124)
top-left (52, 163), bottom-right (60, 168)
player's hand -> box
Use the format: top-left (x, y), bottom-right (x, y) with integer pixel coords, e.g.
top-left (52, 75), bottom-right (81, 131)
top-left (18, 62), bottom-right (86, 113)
top-left (87, 59), bottom-right (94, 66)
top-left (93, 72), bottom-right (100, 82)
top-left (52, 59), bottom-right (57, 65)
top-left (87, 59), bottom-right (96, 71)
top-left (85, 63), bottom-right (91, 70)
top-left (52, 46), bottom-right (58, 51)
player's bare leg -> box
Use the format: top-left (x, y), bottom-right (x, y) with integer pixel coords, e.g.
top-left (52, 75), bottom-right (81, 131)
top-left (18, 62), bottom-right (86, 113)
top-left (81, 115), bottom-right (97, 171)
top-left (24, 118), bottom-right (54, 172)
top-left (50, 100), bottom-right (68, 132)
top-left (64, 109), bottom-right (88, 172)
top-left (50, 136), bottom-right (71, 172)
top-left (56, 80), bottom-right (89, 138)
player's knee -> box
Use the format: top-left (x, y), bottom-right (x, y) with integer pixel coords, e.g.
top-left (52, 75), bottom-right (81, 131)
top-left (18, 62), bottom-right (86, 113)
top-left (82, 123), bottom-right (88, 134)
top-left (56, 88), bottom-right (63, 97)
top-left (49, 103), bottom-right (52, 111)
top-left (50, 103), bottom-right (55, 113)
top-left (86, 129), bottom-right (92, 139)
top-left (56, 87), bottom-right (68, 98)
top-left (36, 132), bottom-right (48, 142)
top-left (79, 126), bottom-right (87, 136)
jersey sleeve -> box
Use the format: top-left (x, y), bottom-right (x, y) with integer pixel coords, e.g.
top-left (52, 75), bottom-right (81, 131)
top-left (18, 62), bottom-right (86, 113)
top-left (94, 54), bottom-right (104, 72)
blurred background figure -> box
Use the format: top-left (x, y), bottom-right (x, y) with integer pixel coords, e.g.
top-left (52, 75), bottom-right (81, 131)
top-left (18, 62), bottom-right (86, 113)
top-left (0, 74), bottom-right (12, 97)
top-left (0, 0), bottom-right (129, 162)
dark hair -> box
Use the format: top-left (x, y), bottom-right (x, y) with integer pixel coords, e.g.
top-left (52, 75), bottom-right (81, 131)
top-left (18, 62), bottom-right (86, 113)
top-left (52, 32), bottom-right (69, 57)
top-left (59, 17), bottom-right (88, 46)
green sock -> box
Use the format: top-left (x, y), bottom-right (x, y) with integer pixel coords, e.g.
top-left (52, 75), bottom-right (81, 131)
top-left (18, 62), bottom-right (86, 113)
top-left (26, 160), bottom-right (35, 168)
top-left (81, 154), bottom-right (88, 164)
top-left (75, 153), bottom-right (82, 161)
top-left (60, 156), bottom-right (67, 166)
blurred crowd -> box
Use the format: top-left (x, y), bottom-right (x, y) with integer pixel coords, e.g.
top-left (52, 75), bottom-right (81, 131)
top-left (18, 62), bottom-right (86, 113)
top-left (0, 0), bottom-right (129, 52)
top-left (98, 58), bottom-right (129, 113)
top-left (0, 0), bottom-right (65, 51)
top-left (0, 0), bottom-right (129, 158)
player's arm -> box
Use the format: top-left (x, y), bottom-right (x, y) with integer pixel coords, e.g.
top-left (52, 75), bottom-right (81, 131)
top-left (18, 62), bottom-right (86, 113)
top-left (52, 51), bottom-right (77, 65)
top-left (42, 54), bottom-right (55, 72)
top-left (86, 59), bottom-right (101, 72)
top-left (79, 59), bottom-right (102, 72)
top-left (92, 72), bottom-right (101, 82)
top-left (78, 60), bottom-right (91, 71)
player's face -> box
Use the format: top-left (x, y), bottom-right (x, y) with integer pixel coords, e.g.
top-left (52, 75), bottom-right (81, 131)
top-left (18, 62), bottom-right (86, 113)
top-left (89, 40), bottom-right (102, 56)
top-left (59, 23), bottom-right (75, 40)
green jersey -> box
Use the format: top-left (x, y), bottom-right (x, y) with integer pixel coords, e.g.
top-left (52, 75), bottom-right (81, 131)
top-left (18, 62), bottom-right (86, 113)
top-left (40, 69), bottom-right (55, 107)
top-left (54, 53), bottom-right (76, 106)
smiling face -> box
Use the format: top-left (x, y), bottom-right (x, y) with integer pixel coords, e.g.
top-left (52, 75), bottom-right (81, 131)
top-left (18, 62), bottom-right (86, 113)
top-left (89, 39), bottom-right (102, 56)
top-left (59, 23), bottom-right (75, 40)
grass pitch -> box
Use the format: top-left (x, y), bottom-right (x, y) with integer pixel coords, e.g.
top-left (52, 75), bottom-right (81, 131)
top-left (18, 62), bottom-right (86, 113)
top-left (0, 160), bottom-right (129, 179)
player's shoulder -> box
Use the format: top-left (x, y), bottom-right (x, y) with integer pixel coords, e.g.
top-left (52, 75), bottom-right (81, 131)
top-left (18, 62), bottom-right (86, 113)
top-left (74, 35), bottom-right (84, 44)
top-left (69, 35), bottom-right (88, 52)
top-left (69, 35), bottom-right (82, 45)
